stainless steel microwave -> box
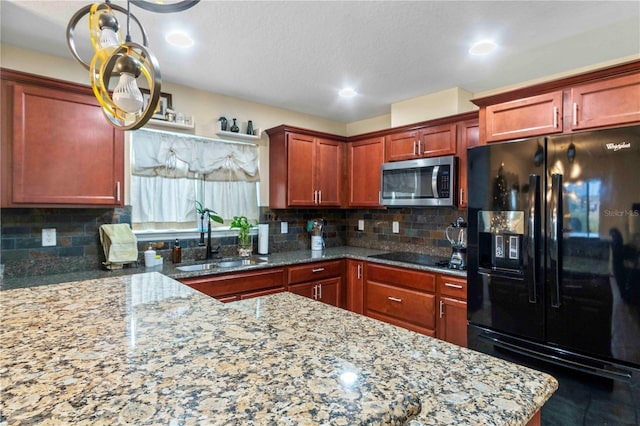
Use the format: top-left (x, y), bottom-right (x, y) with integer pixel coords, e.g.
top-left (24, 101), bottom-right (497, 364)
top-left (380, 156), bottom-right (456, 207)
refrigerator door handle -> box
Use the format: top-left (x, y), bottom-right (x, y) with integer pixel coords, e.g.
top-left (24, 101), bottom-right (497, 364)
top-left (528, 174), bottom-right (540, 303)
top-left (550, 173), bottom-right (563, 308)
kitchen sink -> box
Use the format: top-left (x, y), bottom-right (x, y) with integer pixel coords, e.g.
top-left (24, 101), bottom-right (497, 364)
top-left (176, 263), bottom-right (219, 272)
top-left (176, 256), bottom-right (268, 272)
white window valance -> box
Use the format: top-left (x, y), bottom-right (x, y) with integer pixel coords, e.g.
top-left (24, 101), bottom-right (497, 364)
top-left (131, 129), bottom-right (260, 182)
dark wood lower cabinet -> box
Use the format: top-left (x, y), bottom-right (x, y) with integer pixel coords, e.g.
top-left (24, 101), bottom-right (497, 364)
top-left (437, 297), bottom-right (467, 347)
top-left (365, 262), bottom-right (437, 337)
top-left (180, 259), bottom-right (468, 347)
top-left (288, 277), bottom-right (341, 307)
top-left (180, 268), bottom-right (286, 302)
top-left (436, 274), bottom-right (468, 347)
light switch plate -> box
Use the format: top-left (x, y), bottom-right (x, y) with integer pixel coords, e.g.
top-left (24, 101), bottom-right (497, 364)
top-left (358, 220), bottom-right (365, 231)
top-left (281, 222), bottom-right (288, 234)
top-left (42, 228), bottom-right (56, 247)
top-left (392, 221), bottom-right (399, 233)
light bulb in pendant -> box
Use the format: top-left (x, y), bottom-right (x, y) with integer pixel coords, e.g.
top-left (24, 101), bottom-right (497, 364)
top-left (98, 12), bottom-right (120, 50)
top-left (112, 54), bottom-right (143, 113)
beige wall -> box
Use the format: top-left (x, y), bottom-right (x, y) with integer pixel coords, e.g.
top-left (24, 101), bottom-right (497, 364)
top-left (390, 87), bottom-right (477, 127)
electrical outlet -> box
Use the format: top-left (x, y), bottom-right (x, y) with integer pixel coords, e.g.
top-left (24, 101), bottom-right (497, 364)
top-left (281, 222), bottom-right (288, 234)
top-left (392, 221), bottom-right (400, 234)
top-left (358, 220), bottom-right (365, 231)
top-left (42, 228), bottom-right (56, 246)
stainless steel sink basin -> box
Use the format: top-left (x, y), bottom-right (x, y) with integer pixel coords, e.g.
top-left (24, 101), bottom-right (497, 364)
top-left (176, 263), bottom-right (219, 272)
top-left (176, 256), bottom-right (268, 272)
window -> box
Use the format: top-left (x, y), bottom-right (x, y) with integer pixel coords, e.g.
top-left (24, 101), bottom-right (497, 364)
top-left (130, 129), bottom-right (259, 234)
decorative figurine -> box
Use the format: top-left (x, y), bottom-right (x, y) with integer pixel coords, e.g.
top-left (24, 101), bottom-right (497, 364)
top-left (230, 118), bottom-right (239, 133)
top-left (218, 116), bottom-right (228, 131)
top-left (246, 120), bottom-right (254, 135)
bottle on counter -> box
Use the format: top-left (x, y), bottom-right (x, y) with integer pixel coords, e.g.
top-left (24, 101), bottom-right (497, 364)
top-left (144, 244), bottom-right (156, 268)
top-left (172, 239), bottom-right (182, 263)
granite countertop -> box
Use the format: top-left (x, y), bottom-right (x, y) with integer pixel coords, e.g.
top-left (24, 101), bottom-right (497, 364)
top-left (1, 246), bottom-right (466, 290)
top-left (1, 272), bottom-right (557, 425)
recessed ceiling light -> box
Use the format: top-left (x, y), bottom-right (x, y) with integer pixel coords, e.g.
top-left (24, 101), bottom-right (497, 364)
top-left (469, 40), bottom-right (497, 56)
top-left (338, 87), bottom-right (357, 98)
top-left (166, 31), bottom-right (194, 48)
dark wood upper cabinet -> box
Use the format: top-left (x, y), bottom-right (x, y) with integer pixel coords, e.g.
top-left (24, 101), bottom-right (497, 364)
top-left (484, 91), bottom-right (563, 143)
top-left (347, 136), bottom-right (384, 208)
top-left (475, 59), bottom-right (640, 143)
top-left (1, 69), bottom-right (124, 208)
top-left (569, 73), bottom-right (640, 131)
top-left (266, 126), bottom-right (345, 209)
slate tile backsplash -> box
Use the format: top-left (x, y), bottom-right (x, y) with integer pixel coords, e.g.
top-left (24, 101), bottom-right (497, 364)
top-left (1, 206), bottom-right (466, 278)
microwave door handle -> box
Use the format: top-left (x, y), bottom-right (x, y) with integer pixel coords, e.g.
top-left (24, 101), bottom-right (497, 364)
top-left (431, 165), bottom-right (439, 198)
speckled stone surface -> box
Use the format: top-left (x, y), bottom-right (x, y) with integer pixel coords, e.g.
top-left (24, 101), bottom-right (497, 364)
top-left (0, 246), bottom-right (465, 291)
top-left (1, 272), bottom-right (556, 425)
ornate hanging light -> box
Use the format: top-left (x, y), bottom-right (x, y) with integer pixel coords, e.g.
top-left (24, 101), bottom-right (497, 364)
top-left (66, 0), bottom-right (199, 130)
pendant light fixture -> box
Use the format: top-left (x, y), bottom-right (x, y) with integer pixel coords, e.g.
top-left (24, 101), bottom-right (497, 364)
top-left (67, 0), bottom-right (199, 130)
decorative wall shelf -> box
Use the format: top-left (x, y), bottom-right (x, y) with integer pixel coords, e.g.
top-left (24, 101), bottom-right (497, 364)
top-left (147, 118), bottom-right (195, 130)
top-left (216, 121), bottom-right (261, 140)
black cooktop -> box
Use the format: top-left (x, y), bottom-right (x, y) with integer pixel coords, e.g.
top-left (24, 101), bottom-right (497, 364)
top-left (368, 252), bottom-right (451, 268)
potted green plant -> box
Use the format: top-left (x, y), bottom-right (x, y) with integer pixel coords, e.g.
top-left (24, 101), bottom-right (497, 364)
top-left (230, 216), bottom-right (255, 256)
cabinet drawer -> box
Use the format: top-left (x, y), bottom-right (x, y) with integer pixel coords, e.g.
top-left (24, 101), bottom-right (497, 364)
top-left (287, 260), bottom-right (343, 284)
top-left (180, 268), bottom-right (286, 298)
top-left (438, 275), bottom-right (467, 300)
top-left (366, 281), bottom-right (435, 330)
top-left (366, 263), bottom-right (435, 292)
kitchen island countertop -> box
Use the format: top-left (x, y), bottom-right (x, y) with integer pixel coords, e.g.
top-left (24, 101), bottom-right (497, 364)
top-left (1, 272), bottom-right (556, 425)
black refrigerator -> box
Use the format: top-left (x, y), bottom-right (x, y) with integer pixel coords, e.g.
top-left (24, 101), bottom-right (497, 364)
top-left (467, 125), bottom-right (640, 381)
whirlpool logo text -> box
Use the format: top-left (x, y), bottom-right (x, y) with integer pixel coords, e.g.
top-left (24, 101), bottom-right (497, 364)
top-left (605, 142), bottom-right (631, 151)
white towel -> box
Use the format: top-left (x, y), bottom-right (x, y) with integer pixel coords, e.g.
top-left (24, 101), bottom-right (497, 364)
top-left (99, 224), bottom-right (138, 269)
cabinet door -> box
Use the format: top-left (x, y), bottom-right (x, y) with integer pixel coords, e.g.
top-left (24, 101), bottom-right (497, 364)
top-left (570, 73), bottom-right (640, 131)
top-left (385, 130), bottom-right (418, 162)
top-left (437, 297), bottom-right (468, 347)
top-left (419, 123), bottom-right (457, 157)
top-left (485, 91), bottom-right (563, 142)
top-left (287, 133), bottom-right (316, 206)
top-left (289, 277), bottom-right (341, 307)
top-left (347, 137), bottom-right (384, 207)
top-left (8, 83), bottom-right (124, 206)
top-left (316, 276), bottom-right (341, 307)
top-left (456, 119), bottom-right (479, 209)
top-left (316, 138), bottom-right (342, 206)
top-left (288, 281), bottom-right (316, 299)
top-left (346, 260), bottom-right (364, 314)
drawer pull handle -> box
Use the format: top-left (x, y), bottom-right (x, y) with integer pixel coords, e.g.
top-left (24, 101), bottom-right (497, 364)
top-left (388, 296), bottom-right (402, 303)
top-left (312, 268), bottom-right (325, 273)
top-left (445, 283), bottom-right (463, 289)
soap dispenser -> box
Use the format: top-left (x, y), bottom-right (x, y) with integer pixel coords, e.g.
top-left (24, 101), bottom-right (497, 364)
top-left (144, 244), bottom-right (156, 267)
top-left (172, 239), bottom-right (182, 264)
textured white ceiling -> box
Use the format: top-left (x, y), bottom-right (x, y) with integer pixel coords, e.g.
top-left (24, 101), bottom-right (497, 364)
top-left (1, 1), bottom-right (639, 123)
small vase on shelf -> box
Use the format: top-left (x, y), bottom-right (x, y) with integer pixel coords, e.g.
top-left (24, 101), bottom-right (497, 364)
top-left (218, 116), bottom-right (227, 131)
top-left (230, 118), bottom-right (239, 133)
top-left (246, 120), bottom-right (254, 135)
